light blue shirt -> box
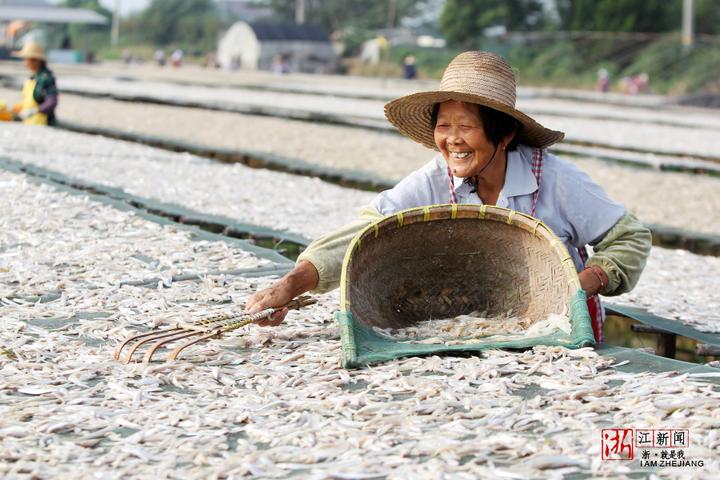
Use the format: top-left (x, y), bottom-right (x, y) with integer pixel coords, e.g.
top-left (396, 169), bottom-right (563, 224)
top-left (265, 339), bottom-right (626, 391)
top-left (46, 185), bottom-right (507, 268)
top-left (372, 144), bottom-right (626, 271)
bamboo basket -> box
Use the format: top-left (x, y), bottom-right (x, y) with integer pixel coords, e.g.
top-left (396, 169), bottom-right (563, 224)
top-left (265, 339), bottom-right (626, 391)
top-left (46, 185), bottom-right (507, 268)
top-left (336, 204), bottom-right (595, 368)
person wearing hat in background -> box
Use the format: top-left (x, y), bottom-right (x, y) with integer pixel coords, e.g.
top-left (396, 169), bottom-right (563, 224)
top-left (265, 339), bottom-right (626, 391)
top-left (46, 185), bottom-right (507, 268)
top-left (11, 42), bottom-right (59, 126)
top-left (403, 55), bottom-right (417, 80)
top-left (247, 51), bottom-right (651, 343)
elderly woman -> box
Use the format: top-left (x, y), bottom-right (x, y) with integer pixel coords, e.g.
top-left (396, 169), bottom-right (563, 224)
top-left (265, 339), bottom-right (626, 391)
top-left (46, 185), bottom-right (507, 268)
top-left (11, 42), bottom-right (58, 126)
top-left (247, 51), bottom-right (651, 343)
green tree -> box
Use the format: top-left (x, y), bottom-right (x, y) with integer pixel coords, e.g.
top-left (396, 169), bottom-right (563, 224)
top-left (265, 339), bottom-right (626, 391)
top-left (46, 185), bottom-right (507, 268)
top-left (439, 0), bottom-right (547, 48)
top-left (555, 0), bottom-right (680, 32)
top-left (137, 0), bottom-right (221, 47)
top-left (62, 0), bottom-right (112, 17)
top-left (695, 0), bottom-right (720, 35)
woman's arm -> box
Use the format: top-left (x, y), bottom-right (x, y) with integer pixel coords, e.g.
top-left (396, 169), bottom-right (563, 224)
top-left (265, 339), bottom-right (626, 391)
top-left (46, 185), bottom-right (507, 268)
top-left (547, 155), bottom-right (651, 296)
top-left (246, 158), bottom-right (442, 325)
top-left (295, 205), bottom-right (383, 293)
top-left (585, 212), bottom-right (652, 296)
top-left (37, 94), bottom-right (58, 115)
top-left (246, 205), bottom-right (383, 325)
top-left (245, 260), bottom-right (320, 326)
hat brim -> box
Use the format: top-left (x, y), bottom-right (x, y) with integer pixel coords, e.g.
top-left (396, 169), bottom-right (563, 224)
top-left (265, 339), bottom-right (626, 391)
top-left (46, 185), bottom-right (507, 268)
top-left (384, 91), bottom-right (564, 150)
top-left (11, 50), bottom-right (45, 61)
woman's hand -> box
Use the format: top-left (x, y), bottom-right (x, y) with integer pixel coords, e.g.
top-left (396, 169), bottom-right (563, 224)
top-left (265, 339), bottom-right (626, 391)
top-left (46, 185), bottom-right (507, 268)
top-left (245, 261), bottom-right (319, 326)
top-left (579, 265), bottom-right (608, 297)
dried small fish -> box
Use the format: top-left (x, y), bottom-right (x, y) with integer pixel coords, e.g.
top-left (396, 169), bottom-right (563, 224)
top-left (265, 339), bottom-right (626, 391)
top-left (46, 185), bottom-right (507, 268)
top-left (374, 311), bottom-right (570, 344)
top-left (0, 125), bottom-right (719, 480)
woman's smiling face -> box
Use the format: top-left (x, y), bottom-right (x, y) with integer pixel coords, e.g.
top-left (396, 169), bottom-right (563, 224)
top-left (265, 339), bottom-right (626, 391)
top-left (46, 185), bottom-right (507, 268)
top-left (433, 100), bottom-right (498, 178)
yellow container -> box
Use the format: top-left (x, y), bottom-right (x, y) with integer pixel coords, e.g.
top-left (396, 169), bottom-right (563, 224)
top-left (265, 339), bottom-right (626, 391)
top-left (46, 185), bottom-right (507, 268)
top-left (0, 100), bottom-right (13, 121)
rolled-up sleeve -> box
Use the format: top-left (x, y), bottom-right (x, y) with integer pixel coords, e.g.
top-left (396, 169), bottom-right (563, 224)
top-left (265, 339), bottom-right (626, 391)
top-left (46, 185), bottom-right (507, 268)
top-left (587, 212), bottom-right (652, 296)
top-left (296, 205), bottom-right (383, 293)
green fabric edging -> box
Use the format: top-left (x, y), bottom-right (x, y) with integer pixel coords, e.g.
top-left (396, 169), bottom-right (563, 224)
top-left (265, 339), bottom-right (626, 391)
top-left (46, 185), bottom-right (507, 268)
top-left (0, 156), bottom-right (294, 266)
top-left (605, 303), bottom-right (720, 348)
top-left (338, 289), bottom-right (595, 369)
top-left (597, 345), bottom-right (720, 384)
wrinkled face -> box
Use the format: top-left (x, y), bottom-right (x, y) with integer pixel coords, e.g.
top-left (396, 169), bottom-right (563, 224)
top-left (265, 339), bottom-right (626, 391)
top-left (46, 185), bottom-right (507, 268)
top-left (24, 58), bottom-right (41, 72)
top-left (434, 100), bottom-right (497, 178)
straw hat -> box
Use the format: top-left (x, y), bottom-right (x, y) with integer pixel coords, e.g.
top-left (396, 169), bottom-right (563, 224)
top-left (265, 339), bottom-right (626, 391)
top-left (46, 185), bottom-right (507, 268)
top-left (384, 51), bottom-right (564, 149)
top-left (12, 42), bottom-right (46, 61)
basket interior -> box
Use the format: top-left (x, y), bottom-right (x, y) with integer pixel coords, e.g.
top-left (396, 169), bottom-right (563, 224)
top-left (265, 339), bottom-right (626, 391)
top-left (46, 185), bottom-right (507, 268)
top-left (347, 216), bottom-right (573, 331)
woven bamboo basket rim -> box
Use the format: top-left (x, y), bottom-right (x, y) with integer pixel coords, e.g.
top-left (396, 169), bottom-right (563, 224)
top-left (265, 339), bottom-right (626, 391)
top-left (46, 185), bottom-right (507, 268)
top-left (339, 204), bottom-right (581, 311)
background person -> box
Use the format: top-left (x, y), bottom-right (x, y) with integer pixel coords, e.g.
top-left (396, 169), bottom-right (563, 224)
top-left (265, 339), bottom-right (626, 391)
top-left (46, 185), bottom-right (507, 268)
top-left (403, 55), bottom-right (417, 80)
top-left (170, 49), bottom-right (183, 68)
top-left (596, 68), bottom-right (610, 93)
top-left (154, 49), bottom-right (166, 67)
top-left (11, 42), bottom-right (58, 126)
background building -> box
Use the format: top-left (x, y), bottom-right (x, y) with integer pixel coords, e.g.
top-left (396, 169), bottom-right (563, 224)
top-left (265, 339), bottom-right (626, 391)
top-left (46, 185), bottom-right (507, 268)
top-left (217, 21), bottom-right (339, 73)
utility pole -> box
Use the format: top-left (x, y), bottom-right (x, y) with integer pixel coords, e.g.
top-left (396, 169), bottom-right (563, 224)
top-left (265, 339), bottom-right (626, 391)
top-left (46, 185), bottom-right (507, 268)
top-left (295, 0), bottom-right (305, 25)
top-left (381, 0), bottom-right (397, 89)
top-left (111, 0), bottom-right (121, 48)
top-left (682, 0), bottom-right (694, 49)
top-left (387, 0), bottom-right (397, 28)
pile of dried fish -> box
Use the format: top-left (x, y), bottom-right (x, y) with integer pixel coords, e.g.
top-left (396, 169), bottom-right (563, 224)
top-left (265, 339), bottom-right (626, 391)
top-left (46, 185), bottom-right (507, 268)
top-left (374, 310), bottom-right (570, 345)
top-left (0, 123), bottom-right (373, 239)
top-left (3, 108), bottom-right (720, 238)
top-left (2, 124), bottom-right (718, 335)
top-left (1, 169), bottom-right (719, 478)
top-left (612, 248), bottom-right (720, 333)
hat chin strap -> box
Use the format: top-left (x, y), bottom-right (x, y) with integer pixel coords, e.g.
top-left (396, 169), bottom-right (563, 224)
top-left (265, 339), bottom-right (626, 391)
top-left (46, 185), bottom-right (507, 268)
top-left (454, 143), bottom-right (500, 180)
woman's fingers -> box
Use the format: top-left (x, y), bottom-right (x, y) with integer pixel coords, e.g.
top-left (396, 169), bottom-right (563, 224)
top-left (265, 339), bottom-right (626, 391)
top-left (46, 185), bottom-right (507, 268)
top-left (244, 291), bottom-right (264, 313)
top-left (246, 288), bottom-right (282, 313)
top-left (245, 283), bottom-right (294, 326)
top-left (255, 308), bottom-right (288, 327)
top-left (243, 263), bottom-right (318, 326)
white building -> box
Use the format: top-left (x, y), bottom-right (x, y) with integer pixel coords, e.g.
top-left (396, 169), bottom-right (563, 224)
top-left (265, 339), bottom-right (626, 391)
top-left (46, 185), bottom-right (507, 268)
top-left (0, 0), bottom-right (107, 60)
top-left (218, 21), bottom-right (339, 74)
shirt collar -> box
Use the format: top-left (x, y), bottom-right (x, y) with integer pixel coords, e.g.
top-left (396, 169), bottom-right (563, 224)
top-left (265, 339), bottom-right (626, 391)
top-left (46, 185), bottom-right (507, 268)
top-left (452, 173), bottom-right (464, 190)
top-left (501, 147), bottom-right (538, 199)
top-left (450, 147), bottom-right (538, 199)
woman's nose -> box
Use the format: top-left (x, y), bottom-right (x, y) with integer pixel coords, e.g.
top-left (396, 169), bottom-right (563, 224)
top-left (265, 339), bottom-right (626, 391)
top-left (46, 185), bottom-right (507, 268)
top-left (447, 128), bottom-right (463, 144)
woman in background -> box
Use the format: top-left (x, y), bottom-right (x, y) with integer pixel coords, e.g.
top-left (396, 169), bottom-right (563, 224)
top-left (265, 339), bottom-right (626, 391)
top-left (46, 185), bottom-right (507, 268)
top-left (12, 42), bottom-right (59, 126)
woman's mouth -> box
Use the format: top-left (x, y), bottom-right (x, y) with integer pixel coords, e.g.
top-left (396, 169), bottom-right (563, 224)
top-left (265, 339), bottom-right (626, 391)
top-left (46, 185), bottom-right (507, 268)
top-left (450, 151), bottom-right (472, 159)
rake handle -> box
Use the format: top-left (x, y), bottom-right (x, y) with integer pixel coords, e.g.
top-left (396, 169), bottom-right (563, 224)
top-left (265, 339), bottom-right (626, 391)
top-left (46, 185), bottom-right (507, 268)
top-left (115, 295), bottom-right (319, 364)
top-left (240, 295), bottom-right (317, 324)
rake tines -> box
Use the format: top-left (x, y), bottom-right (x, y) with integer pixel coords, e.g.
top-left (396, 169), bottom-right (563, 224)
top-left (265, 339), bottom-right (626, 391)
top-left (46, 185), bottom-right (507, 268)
top-left (114, 295), bottom-right (316, 363)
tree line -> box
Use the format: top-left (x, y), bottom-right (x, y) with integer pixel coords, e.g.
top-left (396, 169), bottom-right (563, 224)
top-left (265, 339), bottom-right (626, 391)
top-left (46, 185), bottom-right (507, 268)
top-left (62, 0), bottom-right (719, 51)
top-left (441, 0), bottom-right (719, 47)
